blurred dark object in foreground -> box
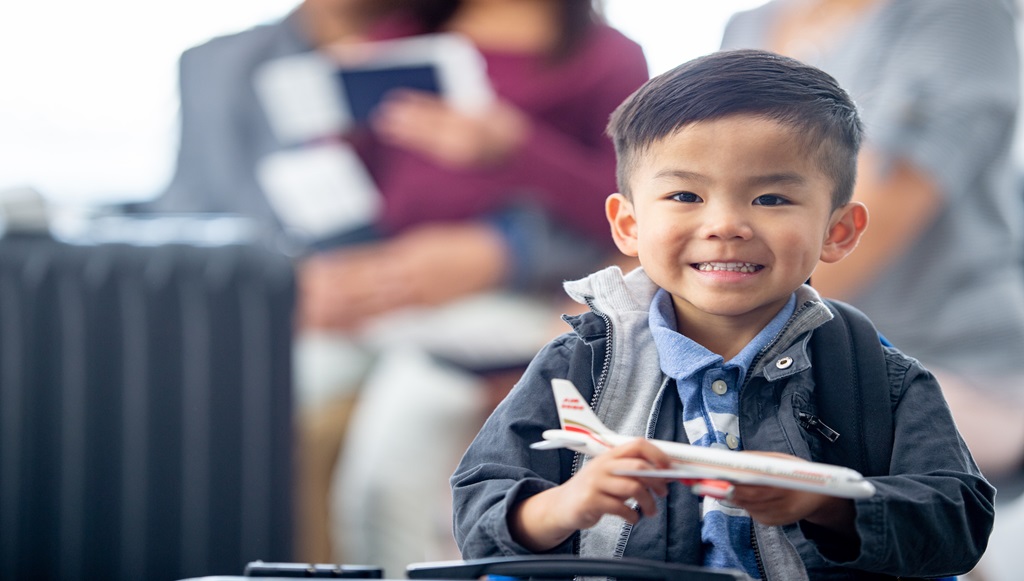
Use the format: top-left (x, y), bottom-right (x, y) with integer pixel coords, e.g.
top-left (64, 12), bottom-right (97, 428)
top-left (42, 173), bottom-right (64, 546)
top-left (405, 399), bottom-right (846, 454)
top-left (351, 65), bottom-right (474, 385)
top-left (0, 216), bottom-right (296, 581)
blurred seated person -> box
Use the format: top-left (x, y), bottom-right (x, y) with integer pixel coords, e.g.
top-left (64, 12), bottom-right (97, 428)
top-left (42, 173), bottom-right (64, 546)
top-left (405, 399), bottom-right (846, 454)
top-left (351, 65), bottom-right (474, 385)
top-left (323, 0), bottom-right (650, 575)
top-left (143, 0), bottom-right (649, 566)
top-left (721, 0), bottom-right (1024, 480)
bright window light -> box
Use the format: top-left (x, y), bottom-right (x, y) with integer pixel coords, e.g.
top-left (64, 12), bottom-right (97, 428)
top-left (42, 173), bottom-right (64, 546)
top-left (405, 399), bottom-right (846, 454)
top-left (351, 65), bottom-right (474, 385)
top-left (0, 1), bottom-right (768, 206)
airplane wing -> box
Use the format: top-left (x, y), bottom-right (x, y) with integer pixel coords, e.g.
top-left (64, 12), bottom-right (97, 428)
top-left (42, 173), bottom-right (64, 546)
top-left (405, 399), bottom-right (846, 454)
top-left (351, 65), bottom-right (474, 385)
top-left (529, 428), bottom-right (614, 457)
top-left (614, 469), bottom-right (738, 500)
top-left (529, 438), bottom-right (578, 451)
top-left (614, 467), bottom-right (799, 485)
top-left (615, 467), bottom-right (790, 488)
top-left (613, 468), bottom-right (874, 499)
top-left (614, 468), bottom-right (714, 480)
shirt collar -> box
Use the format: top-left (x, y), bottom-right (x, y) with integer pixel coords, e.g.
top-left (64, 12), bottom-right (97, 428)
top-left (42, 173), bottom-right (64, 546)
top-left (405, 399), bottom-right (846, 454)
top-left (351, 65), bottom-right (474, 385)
top-left (649, 289), bottom-right (797, 382)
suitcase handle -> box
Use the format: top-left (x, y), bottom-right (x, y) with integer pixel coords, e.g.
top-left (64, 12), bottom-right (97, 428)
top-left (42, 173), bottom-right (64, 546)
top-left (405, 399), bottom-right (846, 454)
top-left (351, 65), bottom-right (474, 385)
top-left (405, 556), bottom-right (748, 580)
top-left (244, 561), bottom-right (383, 578)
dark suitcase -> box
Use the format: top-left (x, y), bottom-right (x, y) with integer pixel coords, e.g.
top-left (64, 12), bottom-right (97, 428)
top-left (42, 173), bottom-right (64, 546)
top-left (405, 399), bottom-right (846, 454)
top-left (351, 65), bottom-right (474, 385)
top-left (0, 233), bottom-right (296, 581)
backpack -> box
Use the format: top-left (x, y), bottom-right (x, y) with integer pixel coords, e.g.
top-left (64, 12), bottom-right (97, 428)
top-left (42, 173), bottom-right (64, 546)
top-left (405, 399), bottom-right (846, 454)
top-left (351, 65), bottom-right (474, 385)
top-left (810, 299), bottom-right (894, 478)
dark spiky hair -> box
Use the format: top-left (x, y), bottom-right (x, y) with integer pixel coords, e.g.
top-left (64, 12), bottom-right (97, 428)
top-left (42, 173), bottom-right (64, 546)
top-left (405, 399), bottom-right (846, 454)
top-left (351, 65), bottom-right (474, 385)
top-left (607, 49), bottom-right (863, 208)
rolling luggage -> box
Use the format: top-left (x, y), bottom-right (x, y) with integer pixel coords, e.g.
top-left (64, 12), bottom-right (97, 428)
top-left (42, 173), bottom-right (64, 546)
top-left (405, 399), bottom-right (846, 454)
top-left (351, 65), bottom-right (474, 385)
top-left (0, 232), bottom-right (296, 581)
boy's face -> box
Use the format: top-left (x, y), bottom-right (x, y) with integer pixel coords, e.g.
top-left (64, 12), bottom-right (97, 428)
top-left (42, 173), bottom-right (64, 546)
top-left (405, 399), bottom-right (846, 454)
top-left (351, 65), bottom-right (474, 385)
top-left (607, 114), bottom-right (866, 336)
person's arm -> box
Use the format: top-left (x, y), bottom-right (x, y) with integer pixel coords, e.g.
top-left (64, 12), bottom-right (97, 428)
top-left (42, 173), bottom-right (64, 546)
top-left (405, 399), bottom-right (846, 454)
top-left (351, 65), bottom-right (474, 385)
top-left (811, 0), bottom-right (1019, 301)
top-left (296, 201), bottom-right (614, 331)
top-left (145, 24), bottom-right (301, 222)
top-left (451, 336), bottom-right (582, 558)
top-left (298, 220), bottom-right (508, 330)
top-left (809, 150), bottom-right (942, 300)
top-left (146, 44), bottom-right (226, 213)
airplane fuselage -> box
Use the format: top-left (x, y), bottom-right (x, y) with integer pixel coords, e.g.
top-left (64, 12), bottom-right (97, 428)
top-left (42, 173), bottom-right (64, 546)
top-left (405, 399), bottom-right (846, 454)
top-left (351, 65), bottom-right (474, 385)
top-left (539, 428), bottom-right (876, 499)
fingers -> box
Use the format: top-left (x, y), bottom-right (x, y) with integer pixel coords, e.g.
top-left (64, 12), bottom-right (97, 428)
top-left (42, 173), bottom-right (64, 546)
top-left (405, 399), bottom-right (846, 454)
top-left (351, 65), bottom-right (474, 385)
top-left (566, 479), bottom-right (654, 528)
top-left (611, 438), bottom-right (673, 469)
top-left (560, 439), bottom-right (673, 529)
top-left (296, 245), bottom-right (409, 329)
top-left (370, 91), bottom-right (524, 168)
top-left (371, 91), bottom-right (453, 149)
top-left (728, 484), bottom-right (831, 527)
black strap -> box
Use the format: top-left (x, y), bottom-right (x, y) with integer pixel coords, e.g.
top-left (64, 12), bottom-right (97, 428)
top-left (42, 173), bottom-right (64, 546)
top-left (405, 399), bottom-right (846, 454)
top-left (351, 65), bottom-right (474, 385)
top-left (810, 299), bottom-right (894, 477)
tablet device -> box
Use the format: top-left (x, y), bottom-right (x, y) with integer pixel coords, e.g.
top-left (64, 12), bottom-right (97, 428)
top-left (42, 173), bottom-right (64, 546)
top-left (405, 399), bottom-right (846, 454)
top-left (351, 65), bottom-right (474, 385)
top-left (254, 33), bottom-right (494, 145)
top-left (337, 64), bottom-right (440, 124)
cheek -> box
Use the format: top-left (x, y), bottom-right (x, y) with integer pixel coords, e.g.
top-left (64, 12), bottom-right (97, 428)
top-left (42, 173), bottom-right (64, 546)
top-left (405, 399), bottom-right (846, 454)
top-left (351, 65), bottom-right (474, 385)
top-left (788, 232), bottom-right (828, 269)
top-left (638, 221), bottom-right (689, 253)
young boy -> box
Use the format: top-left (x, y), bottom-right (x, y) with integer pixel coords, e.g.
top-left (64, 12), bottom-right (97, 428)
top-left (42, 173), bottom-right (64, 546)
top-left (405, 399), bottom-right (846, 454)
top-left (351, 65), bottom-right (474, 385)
top-left (450, 49), bottom-right (995, 579)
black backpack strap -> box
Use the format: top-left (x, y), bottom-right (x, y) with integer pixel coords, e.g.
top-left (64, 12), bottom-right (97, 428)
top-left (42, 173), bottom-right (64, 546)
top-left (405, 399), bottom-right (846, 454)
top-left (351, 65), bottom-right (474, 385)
top-left (810, 299), bottom-right (894, 477)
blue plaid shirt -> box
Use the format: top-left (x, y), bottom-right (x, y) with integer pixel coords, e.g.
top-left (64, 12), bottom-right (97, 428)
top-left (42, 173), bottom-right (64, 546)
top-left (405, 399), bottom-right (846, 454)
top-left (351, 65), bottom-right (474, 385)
top-left (649, 289), bottom-right (796, 579)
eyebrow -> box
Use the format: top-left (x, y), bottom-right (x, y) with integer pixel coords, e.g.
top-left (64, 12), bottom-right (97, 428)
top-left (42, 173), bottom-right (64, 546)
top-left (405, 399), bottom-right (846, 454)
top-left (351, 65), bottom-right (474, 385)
top-left (746, 172), bottom-right (806, 188)
top-left (652, 169), bottom-right (709, 184)
top-left (653, 169), bottom-right (807, 188)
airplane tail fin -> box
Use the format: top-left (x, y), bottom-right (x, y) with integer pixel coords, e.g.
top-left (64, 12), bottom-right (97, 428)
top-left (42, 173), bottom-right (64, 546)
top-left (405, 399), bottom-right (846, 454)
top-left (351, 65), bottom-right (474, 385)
top-left (551, 379), bottom-right (614, 439)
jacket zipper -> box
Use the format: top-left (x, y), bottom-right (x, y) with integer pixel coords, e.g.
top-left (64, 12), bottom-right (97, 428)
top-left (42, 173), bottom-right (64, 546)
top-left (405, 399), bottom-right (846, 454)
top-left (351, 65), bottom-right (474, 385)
top-left (585, 296), bottom-right (614, 413)
top-left (750, 525), bottom-right (767, 580)
top-left (741, 300), bottom-right (816, 581)
top-left (798, 411), bottom-right (841, 442)
top-left (570, 296), bottom-right (614, 560)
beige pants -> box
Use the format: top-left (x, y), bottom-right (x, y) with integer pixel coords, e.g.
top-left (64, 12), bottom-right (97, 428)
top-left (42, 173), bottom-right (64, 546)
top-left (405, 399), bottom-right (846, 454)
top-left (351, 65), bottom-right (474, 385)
top-left (291, 292), bottom-right (561, 566)
top-left (934, 369), bottom-right (1024, 480)
top-left (937, 369), bottom-right (1024, 581)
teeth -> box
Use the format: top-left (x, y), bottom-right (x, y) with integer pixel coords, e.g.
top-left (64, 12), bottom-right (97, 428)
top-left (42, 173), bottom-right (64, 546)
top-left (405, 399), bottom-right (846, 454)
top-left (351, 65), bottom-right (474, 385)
top-left (696, 262), bottom-right (761, 273)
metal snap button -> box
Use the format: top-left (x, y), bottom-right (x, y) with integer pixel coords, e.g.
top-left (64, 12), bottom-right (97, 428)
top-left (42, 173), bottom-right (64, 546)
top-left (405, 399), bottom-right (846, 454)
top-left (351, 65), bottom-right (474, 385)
top-left (711, 379), bottom-right (728, 395)
top-left (776, 356), bottom-right (794, 369)
top-left (726, 434), bottom-right (740, 449)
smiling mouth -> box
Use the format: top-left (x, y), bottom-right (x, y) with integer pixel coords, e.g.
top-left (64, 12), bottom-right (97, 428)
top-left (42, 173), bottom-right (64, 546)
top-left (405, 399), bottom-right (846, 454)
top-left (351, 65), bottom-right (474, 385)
top-left (693, 262), bottom-right (764, 274)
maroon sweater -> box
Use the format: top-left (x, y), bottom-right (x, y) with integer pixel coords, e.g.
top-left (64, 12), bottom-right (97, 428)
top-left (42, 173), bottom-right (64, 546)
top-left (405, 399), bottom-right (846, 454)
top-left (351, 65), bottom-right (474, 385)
top-left (354, 21), bottom-right (649, 247)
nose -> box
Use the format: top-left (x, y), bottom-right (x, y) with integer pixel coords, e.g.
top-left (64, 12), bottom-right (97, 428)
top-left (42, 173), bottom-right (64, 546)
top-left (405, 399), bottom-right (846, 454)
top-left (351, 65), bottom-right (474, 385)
top-left (697, 200), bottom-right (753, 240)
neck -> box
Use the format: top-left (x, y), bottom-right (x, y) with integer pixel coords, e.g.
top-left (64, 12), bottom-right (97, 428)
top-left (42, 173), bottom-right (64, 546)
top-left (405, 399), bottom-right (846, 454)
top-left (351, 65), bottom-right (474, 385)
top-left (673, 303), bottom-right (789, 362)
top-left (298, 0), bottom-right (373, 48)
top-left (679, 321), bottom-right (759, 362)
top-left (769, 0), bottom-right (884, 58)
top-left (445, 0), bottom-right (560, 53)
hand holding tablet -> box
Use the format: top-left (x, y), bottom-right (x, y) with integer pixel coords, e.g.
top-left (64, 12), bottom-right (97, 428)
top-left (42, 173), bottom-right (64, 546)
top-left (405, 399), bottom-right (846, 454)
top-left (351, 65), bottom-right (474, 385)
top-left (254, 33), bottom-right (495, 144)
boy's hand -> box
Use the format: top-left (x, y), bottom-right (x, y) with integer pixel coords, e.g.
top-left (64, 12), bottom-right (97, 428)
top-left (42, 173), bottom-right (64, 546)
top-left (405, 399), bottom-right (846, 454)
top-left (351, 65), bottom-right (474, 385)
top-left (726, 452), bottom-right (857, 536)
top-left (509, 439), bottom-right (671, 552)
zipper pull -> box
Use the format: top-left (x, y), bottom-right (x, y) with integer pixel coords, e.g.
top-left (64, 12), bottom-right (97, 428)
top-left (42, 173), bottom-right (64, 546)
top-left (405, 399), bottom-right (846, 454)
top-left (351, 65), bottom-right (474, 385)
top-left (798, 412), bottom-right (841, 443)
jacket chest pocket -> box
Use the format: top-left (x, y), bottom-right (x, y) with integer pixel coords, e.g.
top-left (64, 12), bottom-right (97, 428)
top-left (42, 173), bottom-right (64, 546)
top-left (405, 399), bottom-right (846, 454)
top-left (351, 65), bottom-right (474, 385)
top-left (776, 388), bottom-right (819, 460)
top-left (742, 374), bottom-right (820, 460)
top-left (789, 392), bottom-right (838, 461)
top-left (775, 369), bottom-right (840, 463)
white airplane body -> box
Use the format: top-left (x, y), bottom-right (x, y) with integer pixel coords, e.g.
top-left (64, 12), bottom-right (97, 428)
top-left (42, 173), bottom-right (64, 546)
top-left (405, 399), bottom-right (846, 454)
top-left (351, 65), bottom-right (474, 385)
top-left (530, 379), bottom-right (876, 500)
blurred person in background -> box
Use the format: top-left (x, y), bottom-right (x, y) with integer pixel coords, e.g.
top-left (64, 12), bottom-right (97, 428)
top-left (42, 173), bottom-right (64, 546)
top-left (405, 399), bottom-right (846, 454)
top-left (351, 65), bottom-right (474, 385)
top-left (323, 0), bottom-right (648, 575)
top-left (721, 1), bottom-right (1024, 578)
top-left (146, 0), bottom-right (648, 570)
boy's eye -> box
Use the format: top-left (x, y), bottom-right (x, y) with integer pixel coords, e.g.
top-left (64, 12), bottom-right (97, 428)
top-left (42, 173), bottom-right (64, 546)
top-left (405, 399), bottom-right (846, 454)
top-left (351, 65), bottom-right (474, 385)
top-left (753, 194), bottom-right (790, 206)
top-left (670, 191), bottom-right (703, 203)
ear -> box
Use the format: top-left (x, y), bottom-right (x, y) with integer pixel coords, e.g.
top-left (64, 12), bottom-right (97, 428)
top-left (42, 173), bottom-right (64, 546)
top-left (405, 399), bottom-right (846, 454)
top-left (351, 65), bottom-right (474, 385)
top-left (606, 193), bottom-right (640, 257)
top-left (820, 202), bottom-right (868, 263)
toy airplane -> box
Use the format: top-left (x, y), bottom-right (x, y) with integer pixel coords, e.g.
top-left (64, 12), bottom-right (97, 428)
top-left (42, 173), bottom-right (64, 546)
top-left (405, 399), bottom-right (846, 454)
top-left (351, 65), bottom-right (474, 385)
top-left (530, 379), bottom-right (876, 500)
